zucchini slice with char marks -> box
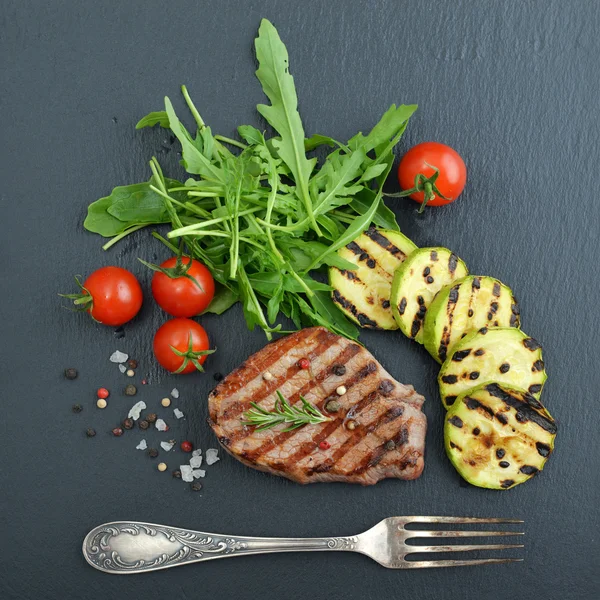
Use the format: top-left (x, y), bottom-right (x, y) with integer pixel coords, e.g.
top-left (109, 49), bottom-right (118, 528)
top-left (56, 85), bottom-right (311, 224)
top-left (445, 382), bottom-right (556, 490)
top-left (438, 327), bottom-right (547, 410)
top-left (329, 227), bottom-right (417, 330)
top-left (390, 247), bottom-right (468, 344)
top-left (424, 276), bottom-right (521, 364)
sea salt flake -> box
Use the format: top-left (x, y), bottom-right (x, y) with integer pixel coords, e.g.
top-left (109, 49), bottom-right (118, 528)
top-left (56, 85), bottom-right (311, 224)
top-left (160, 441), bottom-right (175, 452)
top-left (189, 454), bottom-right (203, 468)
top-left (192, 469), bottom-right (206, 479)
top-left (128, 401), bottom-right (147, 420)
top-left (109, 350), bottom-right (129, 363)
top-left (118, 364), bottom-right (127, 373)
top-left (180, 465), bottom-right (194, 482)
top-left (136, 439), bottom-right (147, 450)
top-left (173, 408), bottom-right (184, 419)
top-left (205, 449), bottom-right (220, 465)
top-left (155, 418), bottom-right (168, 431)
top-left (171, 388), bottom-right (180, 399)
top-left (192, 449), bottom-right (202, 457)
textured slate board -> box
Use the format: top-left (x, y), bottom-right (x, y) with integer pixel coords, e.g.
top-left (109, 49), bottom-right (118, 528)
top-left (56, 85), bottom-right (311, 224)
top-left (1, 1), bottom-right (599, 599)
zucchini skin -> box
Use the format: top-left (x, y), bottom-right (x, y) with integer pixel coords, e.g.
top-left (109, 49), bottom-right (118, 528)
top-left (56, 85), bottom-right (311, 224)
top-left (423, 276), bottom-right (520, 364)
top-left (445, 382), bottom-right (556, 490)
top-left (438, 326), bottom-right (547, 410)
top-left (329, 228), bottom-right (417, 330)
top-left (390, 247), bottom-right (468, 344)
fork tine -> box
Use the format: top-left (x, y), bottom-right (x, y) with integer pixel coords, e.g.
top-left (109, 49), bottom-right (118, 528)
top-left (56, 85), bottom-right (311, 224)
top-left (405, 516), bottom-right (524, 524)
top-left (408, 530), bottom-right (524, 538)
top-left (406, 543), bottom-right (524, 554)
top-left (404, 558), bottom-right (523, 569)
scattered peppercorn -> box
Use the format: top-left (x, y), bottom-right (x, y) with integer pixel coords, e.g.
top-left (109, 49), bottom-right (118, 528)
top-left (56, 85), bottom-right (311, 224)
top-left (385, 440), bottom-right (396, 451)
top-left (138, 420), bottom-right (149, 430)
top-left (86, 428), bottom-right (96, 437)
top-left (141, 379), bottom-right (148, 385)
top-left (148, 448), bottom-right (159, 458)
top-left (191, 482), bottom-right (203, 491)
top-left (336, 385), bottom-right (347, 396)
top-left (263, 371), bottom-right (274, 381)
top-left (325, 400), bottom-right (341, 413)
top-left (126, 369), bottom-right (135, 377)
top-left (181, 440), bottom-right (193, 453)
top-left (319, 440), bottom-right (331, 450)
top-left (298, 358), bottom-right (310, 370)
top-left (96, 399), bottom-right (107, 409)
top-left (157, 462), bottom-right (167, 472)
top-left (146, 413), bottom-right (158, 423)
top-left (97, 388), bottom-right (110, 399)
top-left (112, 427), bottom-right (123, 437)
top-left (122, 418), bottom-right (134, 430)
top-left (124, 384), bottom-right (137, 396)
top-left (127, 359), bottom-right (138, 369)
top-left (64, 368), bottom-right (78, 380)
top-left (161, 397), bottom-right (171, 407)
top-left (346, 420), bottom-right (357, 430)
top-left (72, 404), bottom-right (83, 413)
top-left (172, 470), bottom-right (182, 479)
top-left (213, 372), bottom-right (224, 382)
top-left (332, 365), bottom-right (346, 376)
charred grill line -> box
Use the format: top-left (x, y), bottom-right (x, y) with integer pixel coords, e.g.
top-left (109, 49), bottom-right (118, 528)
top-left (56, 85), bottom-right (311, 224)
top-left (332, 289), bottom-right (379, 328)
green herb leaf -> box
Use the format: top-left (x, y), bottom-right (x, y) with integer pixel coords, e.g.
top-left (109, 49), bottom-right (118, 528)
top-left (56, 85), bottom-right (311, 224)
top-left (202, 284), bottom-right (239, 315)
top-left (135, 111), bottom-right (170, 129)
top-left (350, 187), bottom-right (400, 231)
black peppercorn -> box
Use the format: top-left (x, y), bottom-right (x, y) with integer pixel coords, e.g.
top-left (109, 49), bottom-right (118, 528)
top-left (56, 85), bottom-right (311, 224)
top-left (191, 482), bottom-right (203, 491)
top-left (72, 404), bottom-right (83, 413)
top-left (64, 368), bottom-right (78, 380)
top-left (332, 365), bottom-right (346, 376)
top-left (146, 413), bottom-right (158, 424)
top-left (122, 418), bottom-right (134, 430)
top-left (172, 470), bottom-right (182, 479)
top-left (112, 427), bottom-right (123, 437)
top-left (385, 440), bottom-right (396, 451)
top-left (138, 420), bottom-right (149, 430)
top-left (325, 400), bottom-right (341, 413)
top-left (124, 384), bottom-right (137, 396)
top-left (148, 448), bottom-right (159, 458)
top-left (85, 428), bottom-right (96, 437)
top-left (213, 372), bottom-right (224, 382)
top-left (127, 358), bottom-right (138, 369)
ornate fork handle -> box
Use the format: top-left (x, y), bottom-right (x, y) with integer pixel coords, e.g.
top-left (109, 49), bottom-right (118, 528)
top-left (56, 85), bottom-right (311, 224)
top-left (83, 521), bottom-right (360, 574)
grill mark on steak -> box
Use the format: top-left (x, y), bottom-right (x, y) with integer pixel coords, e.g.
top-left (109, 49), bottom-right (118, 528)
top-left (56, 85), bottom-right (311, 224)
top-left (216, 328), bottom-right (336, 421)
top-left (245, 358), bottom-right (379, 465)
top-left (230, 342), bottom-right (362, 448)
top-left (353, 421), bottom-right (411, 475)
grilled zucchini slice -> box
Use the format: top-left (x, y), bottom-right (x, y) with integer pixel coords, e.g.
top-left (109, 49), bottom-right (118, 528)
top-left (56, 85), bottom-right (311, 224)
top-left (390, 247), bottom-right (468, 343)
top-left (445, 382), bottom-right (557, 489)
top-left (330, 227), bottom-right (417, 329)
top-left (424, 276), bottom-right (520, 363)
top-left (438, 327), bottom-right (547, 409)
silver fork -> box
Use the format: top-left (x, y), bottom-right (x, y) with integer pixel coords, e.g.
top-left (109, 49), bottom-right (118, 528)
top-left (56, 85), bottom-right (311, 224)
top-left (83, 517), bottom-right (523, 573)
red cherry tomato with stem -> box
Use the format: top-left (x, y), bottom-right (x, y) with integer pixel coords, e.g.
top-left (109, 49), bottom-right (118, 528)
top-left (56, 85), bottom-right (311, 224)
top-left (60, 266), bottom-right (143, 326)
top-left (153, 318), bottom-right (215, 374)
top-left (391, 142), bottom-right (467, 212)
top-left (140, 254), bottom-right (215, 317)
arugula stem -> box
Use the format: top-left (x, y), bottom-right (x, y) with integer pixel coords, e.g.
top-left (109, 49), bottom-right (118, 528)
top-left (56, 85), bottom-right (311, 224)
top-left (229, 176), bottom-right (243, 279)
top-left (256, 216), bottom-right (310, 231)
top-left (263, 152), bottom-right (284, 263)
top-left (214, 135), bottom-right (247, 149)
top-left (102, 224), bottom-right (148, 250)
top-left (288, 268), bottom-right (314, 297)
top-left (151, 232), bottom-right (181, 254)
top-left (181, 85), bottom-right (205, 129)
top-left (168, 206), bottom-right (261, 237)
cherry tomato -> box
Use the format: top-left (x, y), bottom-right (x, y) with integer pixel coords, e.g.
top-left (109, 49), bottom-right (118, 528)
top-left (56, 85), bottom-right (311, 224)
top-left (64, 266), bottom-right (143, 326)
top-left (153, 318), bottom-right (214, 374)
top-left (150, 256), bottom-right (215, 317)
top-left (397, 142), bottom-right (467, 208)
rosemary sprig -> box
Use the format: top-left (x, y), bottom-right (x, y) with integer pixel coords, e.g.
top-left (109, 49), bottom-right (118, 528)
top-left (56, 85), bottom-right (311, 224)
top-left (242, 390), bottom-right (332, 432)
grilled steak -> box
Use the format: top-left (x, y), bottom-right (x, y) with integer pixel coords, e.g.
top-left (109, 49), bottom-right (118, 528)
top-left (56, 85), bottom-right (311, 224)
top-left (208, 327), bottom-right (426, 485)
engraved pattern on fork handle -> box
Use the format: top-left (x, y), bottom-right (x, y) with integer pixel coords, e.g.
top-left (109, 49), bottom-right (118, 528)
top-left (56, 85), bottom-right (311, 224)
top-left (83, 521), bottom-right (359, 574)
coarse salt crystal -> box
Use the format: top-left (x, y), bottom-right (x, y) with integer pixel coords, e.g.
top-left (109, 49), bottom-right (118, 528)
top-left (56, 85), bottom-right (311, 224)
top-left (205, 449), bottom-right (220, 465)
top-left (136, 439), bottom-right (147, 450)
top-left (180, 465), bottom-right (194, 482)
top-left (192, 449), bottom-right (202, 457)
top-left (155, 418), bottom-right (168, 431)
top-left (173, 408), bottom-right (184, 419)
top-left (160, 441), bottom-right (175, 452)
top-left (110, 351), bottom-right (129, 363)
top-left (171, 388), bottom-right (180, 399)
top-left (118, 364), bottom-right (127, 373)
top-left (128, 401), bottom-right (147, 420)
top-left (192, 469), bottom-right (206, 479)
top-left (189, 454), bottom-right (203, 468)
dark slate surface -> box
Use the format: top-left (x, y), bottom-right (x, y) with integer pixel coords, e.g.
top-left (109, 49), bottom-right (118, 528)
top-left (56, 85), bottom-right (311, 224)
top-left (1, 1), bottom-right (599, 598)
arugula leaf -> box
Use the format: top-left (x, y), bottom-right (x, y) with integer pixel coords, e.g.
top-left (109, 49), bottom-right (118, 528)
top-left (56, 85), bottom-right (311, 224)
top-left (238, 125), bottom-right (265, 146)
top-left (84, 196), bottom-right (133, 237)
top-left (203, 284), bottom-right (239, 315)
top-left (348, 104), bottom-right (417, 152)
top-left (254, 19), bottom-right (319, 233)
top-left (304, 134), bottom-right (337, 151)
top-left (135, 111), bottom-right (170, 129)
top-left (350, 187), bottom-right (400, 231)
top-left (295, 295), bottom-right (359, 341)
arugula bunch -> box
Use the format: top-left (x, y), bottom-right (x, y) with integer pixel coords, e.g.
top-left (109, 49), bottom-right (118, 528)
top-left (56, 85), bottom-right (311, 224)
top-left (85, 19), bottom-right (416, 340)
